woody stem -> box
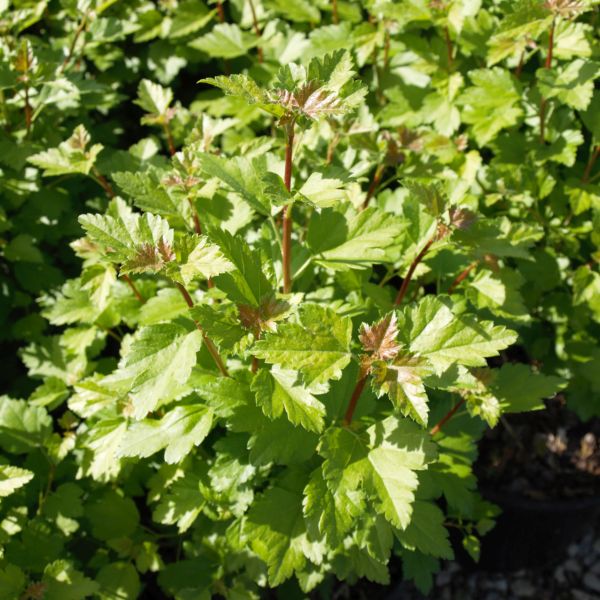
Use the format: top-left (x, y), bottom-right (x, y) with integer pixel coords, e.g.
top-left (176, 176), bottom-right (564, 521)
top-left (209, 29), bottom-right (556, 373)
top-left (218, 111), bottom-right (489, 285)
top-left (430, 399), bottom-right (465, 436)
top-left (343, 373), bottom-right (368, 426)
top-left (394, 236), bottom-right (436, 305)
top-left (175, 283), bottom-right (229, 377)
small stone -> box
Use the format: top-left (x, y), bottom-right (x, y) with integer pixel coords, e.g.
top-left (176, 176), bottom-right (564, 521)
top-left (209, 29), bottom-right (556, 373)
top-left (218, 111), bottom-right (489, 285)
top-left (483, 579), bottom-right (508, 593)
top-left (436, 571), bottom-right (452, 587)
top-left (554, 567), bottom-right (566, 585)
top-left (593, 540), bottom-right (600, 554)
top-left (573, 590), bottom-right (598, 600)
top-left (583, 572), bottom-right (600, 593)
top-left (564, 558), bottom-right (582, 574)
top-left (511, 580), bottom-right (537, 597)
top-left (568, 543), bottom-right (580, 557)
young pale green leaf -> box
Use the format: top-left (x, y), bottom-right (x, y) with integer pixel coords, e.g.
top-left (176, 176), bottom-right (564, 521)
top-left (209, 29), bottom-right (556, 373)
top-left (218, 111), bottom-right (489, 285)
top-left (458, 68), bottom-right (523, 145)
top-left (371, 353), bottom-right (433, 427)
top-left (396, 296), bottom-right (518, 374)
top-left (118, 403), bottom-right (213, 464)
top-left (252, 366), bottom-right (326, 433)
top-left (173, 235), bottom-right (235, 285)
top-left (135, 79), bottom-right (174, 124)
top-left (0, 465), bottom-right (34, 497)
top-left (200, 74), bottom-right (284, 118)
top-left (103, 323), bottom-right (203, 418)
top-left (28, 125), bottom-right (103, 176)
top-left (79, 200), bottom-right (175, 273)
top-left (295, 172), bottom-right (349, 208)
top-left (190, 23), bottom-right (258, 58)
top-left (253, 303), bottom-right (352, 386)
top-left (0, 397), bottom-right (52, 454)
top-left (537, 59), bottom-right (600, 111)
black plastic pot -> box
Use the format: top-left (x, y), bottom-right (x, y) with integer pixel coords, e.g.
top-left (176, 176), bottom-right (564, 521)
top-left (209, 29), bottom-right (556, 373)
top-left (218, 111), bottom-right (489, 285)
top-left (459, 489), bottom-right (600, 572)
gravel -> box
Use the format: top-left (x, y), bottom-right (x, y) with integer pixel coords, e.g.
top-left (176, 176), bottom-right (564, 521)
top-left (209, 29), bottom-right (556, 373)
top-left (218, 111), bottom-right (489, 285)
top-left (391, 522), bottom-right (600, 600)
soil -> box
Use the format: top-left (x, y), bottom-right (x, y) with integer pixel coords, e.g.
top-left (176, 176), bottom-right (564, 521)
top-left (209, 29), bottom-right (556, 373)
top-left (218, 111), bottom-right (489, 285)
top-left (475, 397), bottom-right (600, 500)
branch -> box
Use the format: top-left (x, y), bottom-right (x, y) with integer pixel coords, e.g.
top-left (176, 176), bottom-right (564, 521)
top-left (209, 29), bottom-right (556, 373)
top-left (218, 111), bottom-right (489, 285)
top-left (247, 0), bottom-right (263, 63)
top-left (122, 274), bottom-right (145, 304)
top-left (91, 166), bottom-right (115, 198)
top-left (162, 122), bottom-right (176, 156)
top-left (59, 13), bottom-right (88, 74)
top-left (175, 282), bottom-right (229, 377)
top-left (429, 398), bottom-right (465, 436)
top-left (539, 18), bottom-right (556, 144)
top-left (362, 164), bottom-right (384, 210)
top-left (394, 236), bottom-right (436, 305)
top-left (343, 373), bottom-right (368, 426)
top-left (582, 145), bottom-right (600, 184)
top-left (282, 123), bottom-right (295, 294)
top-left (447, 260), bottom-right (478, 294)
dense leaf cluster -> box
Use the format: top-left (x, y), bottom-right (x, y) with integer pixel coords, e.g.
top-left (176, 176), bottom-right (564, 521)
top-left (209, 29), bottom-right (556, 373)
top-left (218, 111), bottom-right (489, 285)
top-left (0, 0), bottom-right (598, 598)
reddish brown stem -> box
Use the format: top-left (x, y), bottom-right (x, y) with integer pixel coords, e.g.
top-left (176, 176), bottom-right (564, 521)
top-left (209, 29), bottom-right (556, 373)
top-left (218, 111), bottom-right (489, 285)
top-left (24, 86), bottom-right (31, 136)
top-left (343, 374), bottom-right (368, 426)
top-left (175, 282), bottom-right (229, 377)
top-left (394, 237), bottom-right (436, 305)
top-left (163, 123), bottom-right (176, 156)
top-left (363, 164), bottom-right (384, 209)
top-left (216, 0), bottom-right (225, 22)
top-left (332, 0), bottom-right (339, 23)
top-left (582, 145), bottom-right (600, 184)
top-left (59, 14), bottom-right (88, 74)
top-left (515, 50), bottom-right (525, 79)
top-left (444, 26), bottom-right (453, 71)
top-left (539, 19), bottom-right (555, 144)
top-left (247, 0), bottom-right (263, 63)
top-left (122, 274), bottom-right (145, 304)
top-left (251, 356), bottom-right (259, 374)
top-left (282, 124), bottom-right (295, 294)
top-left (92, 166), bottom-right (114, 198)
top-left (383, 27), bottom-right (390, 70)
top-left (430, 399), bottom-right (465, 436)
top-left (188, 197), bottom-right (202, 235)
top-left (447, 261), bottom-right (478, 294)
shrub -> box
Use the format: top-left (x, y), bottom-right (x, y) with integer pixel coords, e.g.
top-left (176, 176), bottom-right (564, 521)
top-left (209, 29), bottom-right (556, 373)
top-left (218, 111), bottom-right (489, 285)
top-left (0, 0), bottom-right (597, 597)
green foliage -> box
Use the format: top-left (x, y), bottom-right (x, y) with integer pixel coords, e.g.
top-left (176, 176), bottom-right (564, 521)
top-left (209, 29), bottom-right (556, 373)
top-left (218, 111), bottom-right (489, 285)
top-left (0, 0), bottom-right (598, 597)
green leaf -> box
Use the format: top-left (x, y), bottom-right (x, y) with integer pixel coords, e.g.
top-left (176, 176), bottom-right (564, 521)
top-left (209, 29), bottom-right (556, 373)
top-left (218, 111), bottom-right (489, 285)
top-left (190, 23), bottom-right (258, 58)
top-left (254, 303), bottom-right (352, 386)
top-left (118, 403), bottom-right (213, 463)
top-left (396, 296), bottom-right (518, 374)
top-left (0, 565), bottom-right (26, 600)
top-left (96, 562), bottom-right (141, 600)
top-left (490, 363), bottom-right (566, 413)
top-left (104, 322), bottom-right (203, 418)
top-left (244, 484), bottom-right (307, 586)
top-left (303, 466), bottom-right (362, 547)
top-left (42, 561), bottom-right (100, 600)
top-left (0, 465), bottom-right (34, 497)
top-left (402, 550), bottom-right (439, 594)
top-left (307, 207), bottom-right (403, 270)
top-left (395, 500), bottom-right (453, 559)
top-left (0, 397), bottom-right (51, 454)
top-left (86, 490), bottom-right (140, 542)
top-left (366, 417), bottom-right (437, 529)
top-left (28, 125), bottom-right (103, 176)
top-left (537, 59), bottom-right (600, 111)
top-left (208, 227), bottom-right (275, 307)
top-left (458, 68), bottom-right (523, 145)
top-left (252, 366), bottom-right (326, 433)
top-left (197, 152), bottom-right (272, 215)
